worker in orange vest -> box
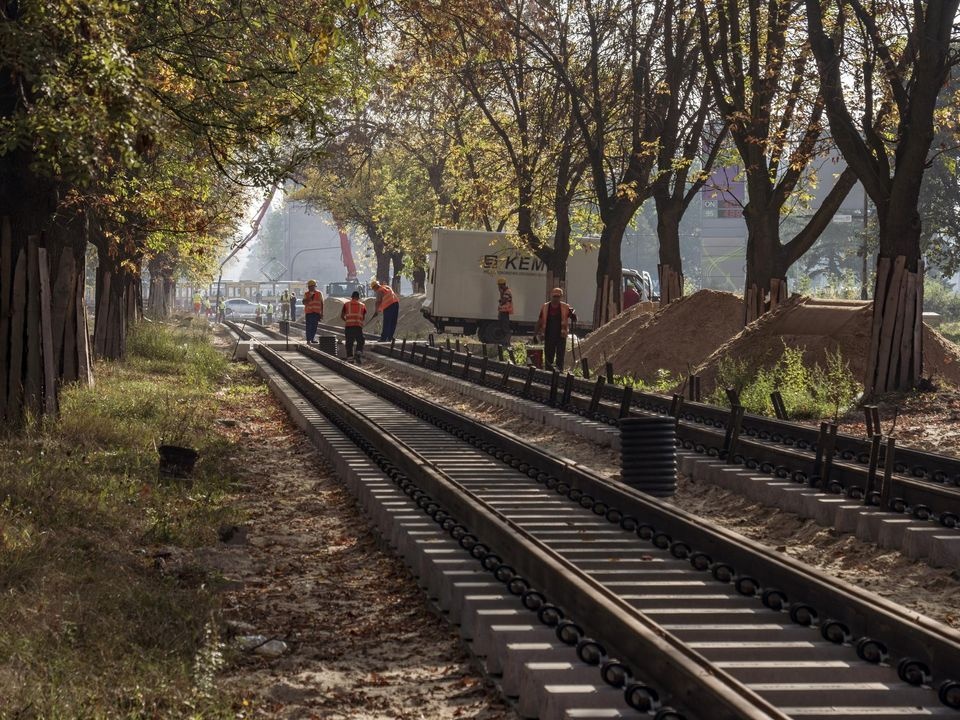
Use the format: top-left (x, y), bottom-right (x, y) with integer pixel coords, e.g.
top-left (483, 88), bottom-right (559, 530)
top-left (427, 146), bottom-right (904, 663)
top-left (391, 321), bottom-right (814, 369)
top-left (535, 287), bottom-right (577, 370)
top-left (340, 290), bottom-right (367, 361)
top-left (303, 280), bottom-right (324, 344)
top-left (369, 279), bottom-right (400, 341)
top-left (496, 276), bottom-right (513, 345)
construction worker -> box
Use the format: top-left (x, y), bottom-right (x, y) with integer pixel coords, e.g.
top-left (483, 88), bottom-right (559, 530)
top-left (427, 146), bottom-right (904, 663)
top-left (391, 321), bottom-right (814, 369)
top-left (303, 280), bottom-right (324, 344)
top-left (369, 279), bottom-right (400, 341)
top-left (496, 277), bottom-right (513, 345)
top-left (280, 290), bottom-right (290, 321)
top-left (535, 287), bottom-right (577, 370)
top-left (192, 291), bottom-right (202, 316)
top-left (341, 290), bottom-right (367, 361)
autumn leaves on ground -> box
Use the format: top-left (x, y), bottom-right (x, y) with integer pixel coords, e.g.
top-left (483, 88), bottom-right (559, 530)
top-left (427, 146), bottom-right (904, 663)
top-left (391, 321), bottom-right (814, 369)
top-left (0, 322), bottom-right (510, 719)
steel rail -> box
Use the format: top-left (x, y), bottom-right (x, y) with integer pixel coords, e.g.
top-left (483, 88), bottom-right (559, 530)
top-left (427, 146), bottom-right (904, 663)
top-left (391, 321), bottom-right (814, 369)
top-left (295, 343), bottom-right (960, 691)
top-left (368, 341), bottom-right (960, 525)
top-left (258, 348), bottom-right (804, 720)
top-left (257, 344), bottom-right (795, 720)
top-left (254, 342), bottom-right (960, 715)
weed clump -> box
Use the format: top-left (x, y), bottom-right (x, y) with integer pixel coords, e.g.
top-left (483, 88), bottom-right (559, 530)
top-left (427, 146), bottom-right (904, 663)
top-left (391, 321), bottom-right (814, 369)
top-left (710, 345), bottom-right (861, 421)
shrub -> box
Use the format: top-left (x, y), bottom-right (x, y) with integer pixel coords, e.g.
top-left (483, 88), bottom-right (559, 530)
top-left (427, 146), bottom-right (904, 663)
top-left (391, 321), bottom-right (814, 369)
top-left (709, 344), bottom-right (861, 420)
top-left (924, 280), bottom-right (960, 323)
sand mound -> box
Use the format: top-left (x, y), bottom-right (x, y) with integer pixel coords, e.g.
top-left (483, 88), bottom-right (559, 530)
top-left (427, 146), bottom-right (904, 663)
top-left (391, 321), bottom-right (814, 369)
top-left (578, 301), bottom-right (658, 361)
top-left (581, 290), bottom-right (744, 382)
top-left (693, 297), bottom-right (960, 392)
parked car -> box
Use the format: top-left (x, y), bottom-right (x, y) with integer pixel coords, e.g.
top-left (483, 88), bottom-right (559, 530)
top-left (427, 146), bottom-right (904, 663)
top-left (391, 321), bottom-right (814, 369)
top-left (223, 297), bottom-right (267, 319)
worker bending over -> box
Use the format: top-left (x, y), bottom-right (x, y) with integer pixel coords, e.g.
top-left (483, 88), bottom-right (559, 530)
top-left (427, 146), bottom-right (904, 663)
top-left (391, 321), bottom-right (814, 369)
top-left (341, 291), bottom-right (367, 361)
top-left (535, 287), bottom-right (577, 369)
top-left (370, 279), bottom-right (400, 341)
top-left (303, 280), bottom-right (324, 344)
top-left (496, 276), bottom-right (513, 345)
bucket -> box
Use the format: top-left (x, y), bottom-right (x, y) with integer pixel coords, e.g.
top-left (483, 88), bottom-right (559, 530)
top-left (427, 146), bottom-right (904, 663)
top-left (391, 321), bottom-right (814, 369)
top-left (158, 445), bottom-right (199, 479)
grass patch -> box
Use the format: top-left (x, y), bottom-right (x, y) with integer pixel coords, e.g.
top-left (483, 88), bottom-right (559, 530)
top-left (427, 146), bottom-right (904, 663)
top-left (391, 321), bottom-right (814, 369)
top-left (0, 321), bottom-right (256, 718)
top-left (940, 321), bottom-right (960, 346)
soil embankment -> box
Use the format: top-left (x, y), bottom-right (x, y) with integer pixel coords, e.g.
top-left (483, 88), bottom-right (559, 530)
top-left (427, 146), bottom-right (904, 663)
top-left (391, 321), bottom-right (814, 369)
top-left (579, 290), bottom-right (744, 381)
top-left (692, 297), bottom-right (960, 392)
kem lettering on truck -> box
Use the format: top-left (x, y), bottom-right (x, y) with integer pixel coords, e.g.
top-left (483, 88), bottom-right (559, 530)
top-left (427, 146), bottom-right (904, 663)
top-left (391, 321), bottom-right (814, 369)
top-left (481, 254), bottom-right (545, 273)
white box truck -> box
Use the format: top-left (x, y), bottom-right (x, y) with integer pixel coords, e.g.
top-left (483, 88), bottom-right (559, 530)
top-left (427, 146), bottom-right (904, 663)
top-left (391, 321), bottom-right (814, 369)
top-left (421, 227), bottom-right (653, 343)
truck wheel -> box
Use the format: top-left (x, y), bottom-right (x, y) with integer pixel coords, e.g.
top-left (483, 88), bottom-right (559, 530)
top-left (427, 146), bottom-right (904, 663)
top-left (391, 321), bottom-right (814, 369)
top-left (479, 321), bottom-right (510, 346)
top-left (477, 321), bottom-right (497, 344)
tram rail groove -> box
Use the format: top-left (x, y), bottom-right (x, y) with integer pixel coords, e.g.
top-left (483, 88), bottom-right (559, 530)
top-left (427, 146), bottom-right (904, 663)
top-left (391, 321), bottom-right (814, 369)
top-left (361, 339), bottom-right (960, 526)
top-left (257, 344), bottom-right (793, 720)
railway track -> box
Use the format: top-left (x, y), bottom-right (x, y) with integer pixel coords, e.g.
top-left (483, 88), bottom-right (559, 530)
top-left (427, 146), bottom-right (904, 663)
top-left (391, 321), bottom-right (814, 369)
top-left (242, 338), bottom-right (960, 719)
top-left (228, 319), bottom-right (960, 558)
top-left (354, 338), bottom-right (960, 529)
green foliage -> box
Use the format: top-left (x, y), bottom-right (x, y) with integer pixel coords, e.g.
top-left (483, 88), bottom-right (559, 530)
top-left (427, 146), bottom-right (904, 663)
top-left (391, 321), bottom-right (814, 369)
top-left (710, 346), bottom-right (862, 421)
top-left (610, 369), bottom-right (679, 393)
top-left (923, 279), bottom-right (960, 323)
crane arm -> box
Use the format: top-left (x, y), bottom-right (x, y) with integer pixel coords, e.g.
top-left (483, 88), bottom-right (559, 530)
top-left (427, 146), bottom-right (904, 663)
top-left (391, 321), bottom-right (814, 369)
top-left (338, 226), bottom-right (358, 282)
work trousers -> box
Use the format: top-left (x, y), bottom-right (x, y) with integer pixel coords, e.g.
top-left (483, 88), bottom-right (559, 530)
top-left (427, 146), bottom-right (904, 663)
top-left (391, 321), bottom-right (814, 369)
top-left (544, 333), bottom-right (566, 369)
top-left (380, 303), bottom-right (399, 341)
top-left (345, 326), bottom-right (365, 357)
top-left (498, 311), bottom-right (512, 344)
top-left (305, 312), bottom-right (320, 342)
top-left (290, 301), bottom-right (297, 322)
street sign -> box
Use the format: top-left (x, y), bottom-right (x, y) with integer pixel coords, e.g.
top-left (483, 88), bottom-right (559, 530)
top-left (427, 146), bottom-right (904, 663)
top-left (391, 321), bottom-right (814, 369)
top-left (260, 258), bottom-right (288, 282)
top-left (833, 213), bottom-right (853, 223)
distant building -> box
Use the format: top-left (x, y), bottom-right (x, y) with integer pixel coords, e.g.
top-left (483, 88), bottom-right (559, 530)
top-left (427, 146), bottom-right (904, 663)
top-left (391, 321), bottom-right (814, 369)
top-left (278, 201), bottom-right (352, 285)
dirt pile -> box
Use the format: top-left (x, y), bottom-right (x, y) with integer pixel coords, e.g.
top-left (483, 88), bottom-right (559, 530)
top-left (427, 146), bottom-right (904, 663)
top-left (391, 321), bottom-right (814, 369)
top-left (580, 290), bottom-right (744, 382)
top-left (693, 297), bottom-right (960, 391)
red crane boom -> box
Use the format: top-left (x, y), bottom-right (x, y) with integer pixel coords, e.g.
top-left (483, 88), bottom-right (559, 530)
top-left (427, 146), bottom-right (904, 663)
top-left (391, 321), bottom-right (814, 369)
top-left (338, 226), bottom-right (358, 282)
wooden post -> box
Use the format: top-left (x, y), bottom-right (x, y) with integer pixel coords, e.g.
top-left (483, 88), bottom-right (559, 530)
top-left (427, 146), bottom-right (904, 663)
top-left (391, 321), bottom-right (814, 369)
top-left (7, 250), bottom-right (26, 420)
top-left (37, 249), bottom-right (57, 415)
top-left (0, 217), bottom-right (11, 416)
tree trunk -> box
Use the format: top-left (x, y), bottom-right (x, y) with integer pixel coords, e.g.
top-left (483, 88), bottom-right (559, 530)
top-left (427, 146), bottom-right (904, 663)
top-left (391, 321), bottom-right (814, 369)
top-left (0, 151), bottom-right (92, 426)
top-left (390, 252), bottom-right (404, 294)
top-left (412, 267), bottom-right (426, 294)
top-left (742, 205), bottom-right (790, 324)
top-left (93, 244), bottom-right (141, 360)
top-left (544, 195), bottom-right (573, 298)
top-left (592, 211), bottom-right (631, 328)
top-left (146, 256), bottom-right (176, 319)
top-left (655, 195), bottom-right (685, 306)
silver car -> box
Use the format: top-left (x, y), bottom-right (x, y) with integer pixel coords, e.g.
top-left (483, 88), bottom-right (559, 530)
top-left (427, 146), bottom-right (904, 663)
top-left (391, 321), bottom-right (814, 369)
top-left (223, 297), bottom-right (267, 319)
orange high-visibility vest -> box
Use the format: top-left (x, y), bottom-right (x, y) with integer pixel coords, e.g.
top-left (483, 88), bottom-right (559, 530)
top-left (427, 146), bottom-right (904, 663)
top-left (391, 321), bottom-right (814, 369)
top-left (537, 301), bottom-right (572, 338)
top-left (304, 290), bottom-right (324, 315)
top-left (375, 285), bottom-right (399, 312)
top-left (341, 299), bottom-right (367, 327)
top-left (498, 287), bottom-right (513, 314)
